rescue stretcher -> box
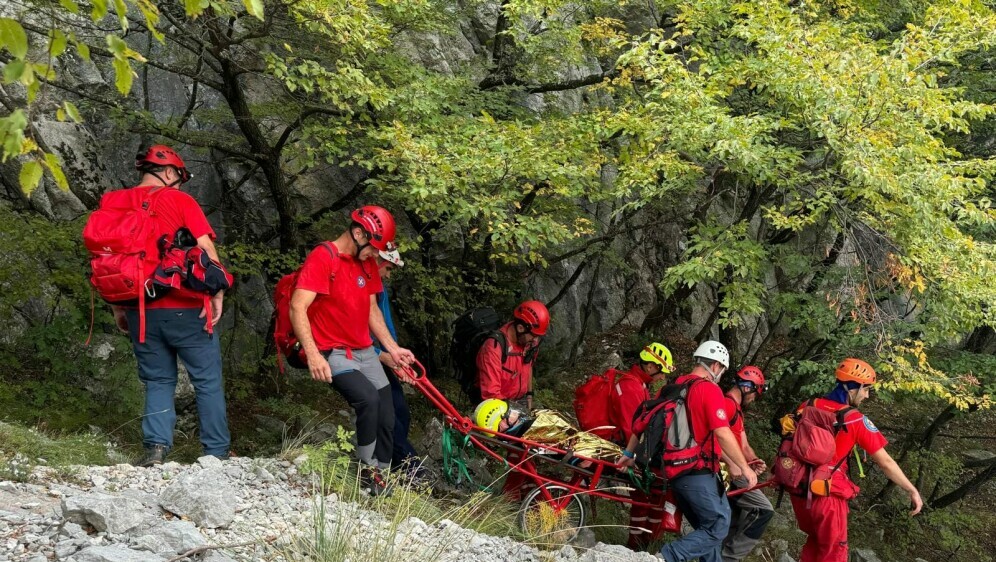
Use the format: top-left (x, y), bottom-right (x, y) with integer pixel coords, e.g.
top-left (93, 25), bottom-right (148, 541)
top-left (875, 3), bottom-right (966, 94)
top-left (395, 360), bottom-right (773, 541)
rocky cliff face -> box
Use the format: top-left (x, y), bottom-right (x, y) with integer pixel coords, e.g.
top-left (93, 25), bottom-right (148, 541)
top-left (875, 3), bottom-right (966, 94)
top-left (0, 2), bottom-right (702, 372)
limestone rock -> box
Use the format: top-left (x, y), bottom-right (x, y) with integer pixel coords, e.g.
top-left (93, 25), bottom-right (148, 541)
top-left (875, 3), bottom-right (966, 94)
top-left (129, 520), bottom-right (206, 555)
top-left (67, 544), bottom-right (167, 562)
top-left (61, 493), bottom-right (148, 534)
top-left (158, 469), bottom-right (237, 529)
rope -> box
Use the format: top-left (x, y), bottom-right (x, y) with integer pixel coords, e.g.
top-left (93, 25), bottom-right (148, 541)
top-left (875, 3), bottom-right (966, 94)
top-left (627, 466), bottom-right (657, 495)
top-left (441, 426), bottom-right (494, 492)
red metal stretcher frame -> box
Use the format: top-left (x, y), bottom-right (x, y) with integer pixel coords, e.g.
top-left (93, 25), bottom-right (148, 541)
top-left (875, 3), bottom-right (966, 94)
top-left (396, 360), bottom-right (774, 516)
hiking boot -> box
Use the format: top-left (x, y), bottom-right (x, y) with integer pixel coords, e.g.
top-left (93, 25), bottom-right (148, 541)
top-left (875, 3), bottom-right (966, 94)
top-left (359, 466), bottom-right (393, 497)
top-left (132, 444), bottom-right (168, 468)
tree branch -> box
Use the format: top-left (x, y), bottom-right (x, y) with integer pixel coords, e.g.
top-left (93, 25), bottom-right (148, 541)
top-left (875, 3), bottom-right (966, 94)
top-left (273, 106), bottom-right (345, 154)
top-left (524, 69), bottom-right (620, 94)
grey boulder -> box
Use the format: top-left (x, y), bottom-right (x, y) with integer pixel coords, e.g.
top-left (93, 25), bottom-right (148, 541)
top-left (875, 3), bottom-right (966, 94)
top-left (61, 493), bottom-right (148, 534)
top-left (67, 544), bottom-right (167, 562)
top-left (159, 468), bottom-right (237, 529)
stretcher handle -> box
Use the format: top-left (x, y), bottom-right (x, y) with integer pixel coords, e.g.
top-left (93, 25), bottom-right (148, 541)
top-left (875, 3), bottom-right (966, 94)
top-left (392, 359), bottom-right (467, 424)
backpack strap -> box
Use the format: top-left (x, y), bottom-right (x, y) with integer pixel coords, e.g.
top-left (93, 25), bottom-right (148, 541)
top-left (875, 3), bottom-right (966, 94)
top-left (729, 403), bottom-right (743, 428)
top-left (483, 330), bottom-right (509, 366)
top-left (318, 241), bottom-right (339, 278)
top-left (680, 377), bottom-right (721, 470)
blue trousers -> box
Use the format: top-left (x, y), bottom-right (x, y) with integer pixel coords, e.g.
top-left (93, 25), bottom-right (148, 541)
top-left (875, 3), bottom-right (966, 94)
top-left (661, 473), bottom-right (731, 562)
top-left (126, 308), bottom-right (230, 456)
top-left (386, 369), bottom-right (418, 466)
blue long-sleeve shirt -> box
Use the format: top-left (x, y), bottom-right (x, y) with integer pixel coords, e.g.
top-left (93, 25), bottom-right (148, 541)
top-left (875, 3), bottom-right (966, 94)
top-left (373, 289), bottom-right (396, 353)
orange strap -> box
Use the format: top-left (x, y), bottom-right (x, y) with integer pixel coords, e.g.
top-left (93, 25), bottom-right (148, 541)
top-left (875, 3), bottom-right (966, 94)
top-left (203, 295), bottom-right (213, 335)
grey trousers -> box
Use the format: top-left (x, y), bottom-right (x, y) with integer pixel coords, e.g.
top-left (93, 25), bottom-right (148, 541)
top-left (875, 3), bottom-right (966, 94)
top-left (722, 487), bottom-right (774, 562)
top-left (327, 347), bottom-right (394, 469)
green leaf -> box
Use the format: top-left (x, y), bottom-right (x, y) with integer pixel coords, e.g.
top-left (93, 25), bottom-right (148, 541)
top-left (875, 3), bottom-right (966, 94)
top-left (184, 0), bottom-right (209, 17)
top-left (0, 110), bottom-right (28, 161)
top-left (112, 0), bottom-right (128, 32)
top-left (18, 160), bottom-right (43, 195)
top-left (2, 59), bottom-right (25, 83)
top-left (44, 153), bottom-right (68, 190)
top-left (112, 57), bottom-right (133, 94)
top-left (75, 40), bottom-right (90, 60)
top-left (25, 78), bottom-right (40, 103)
top-left (106, 34), bottom-right (125, 55)
top-left (243, 0), bottom-right (265, 20)
top-left (91, 0), bottom-right (108, 20)
top-left (63, 101), bottom-right (82, 123)
top-left (49, 29), bottom-right (67, 57)
top-left (59, 0), bottom-right (80, 13)
top-left (0, 18), bottom-right (28, 59)
top-left (56, 108), bottom-right (66, 122)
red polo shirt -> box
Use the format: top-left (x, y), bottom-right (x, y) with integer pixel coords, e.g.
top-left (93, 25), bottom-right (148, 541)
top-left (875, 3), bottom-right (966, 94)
top-left (122, 186), bottom-right (217, 310)
top-left (295, 245), bottom-right (382, 350)
top-left (723, 395), bottom-right (746, 448)
top-left (675, 373), bottom-right (728, 471)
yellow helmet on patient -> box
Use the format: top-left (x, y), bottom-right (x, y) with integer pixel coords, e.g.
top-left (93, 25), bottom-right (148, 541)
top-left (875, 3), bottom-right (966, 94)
top-left (474, 399), bottom-right (509, 432)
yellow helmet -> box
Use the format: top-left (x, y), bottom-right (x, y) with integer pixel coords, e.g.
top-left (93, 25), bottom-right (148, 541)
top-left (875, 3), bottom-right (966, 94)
top-left (640, 342), bottom-right (674, 373)
top-left (473, 399), bottom-right (509, 432)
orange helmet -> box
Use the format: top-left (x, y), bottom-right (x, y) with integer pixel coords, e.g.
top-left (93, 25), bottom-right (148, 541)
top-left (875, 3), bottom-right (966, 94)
top-left (835, 358), bottom-right (876, 385)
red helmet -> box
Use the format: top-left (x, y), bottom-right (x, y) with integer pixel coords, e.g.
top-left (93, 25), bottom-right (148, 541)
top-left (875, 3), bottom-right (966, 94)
top-left (136, 144), bottom-right (191, 183)
top-left (350, 205), bottom-right (397, 251)
top-left (513, 300), bottom-right (550, 336)
top-left (736, 366), bottom-right (767, 395)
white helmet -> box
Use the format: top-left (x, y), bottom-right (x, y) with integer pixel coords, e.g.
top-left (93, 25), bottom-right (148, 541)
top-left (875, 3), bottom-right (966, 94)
top-left (378, 249), bottom-right (405, 268)
top-left (693, 340), bottom-right (730, 368)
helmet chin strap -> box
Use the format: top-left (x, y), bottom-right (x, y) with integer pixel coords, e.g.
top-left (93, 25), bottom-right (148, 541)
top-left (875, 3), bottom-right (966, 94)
top-left (147, 169), bottom-right (182, 188)
top-left (350, 230), bottom-right (369, 257)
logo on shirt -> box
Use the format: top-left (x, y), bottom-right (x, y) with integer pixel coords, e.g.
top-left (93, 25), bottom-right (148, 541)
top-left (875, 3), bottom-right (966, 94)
top-left (863, 416), bottom-right (879, 432)
top-left (716, 408), bottom-right (727, 420)
top-left (356, 275), bottom-right (366, 288)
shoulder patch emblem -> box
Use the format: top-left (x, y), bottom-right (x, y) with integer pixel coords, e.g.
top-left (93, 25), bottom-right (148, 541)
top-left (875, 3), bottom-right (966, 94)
top-left (717, 408), bottom-right (727, 421)
top-left (863, 416), bottom-right (879, 432)
top-left (356, 275), bottom-right (366, 288)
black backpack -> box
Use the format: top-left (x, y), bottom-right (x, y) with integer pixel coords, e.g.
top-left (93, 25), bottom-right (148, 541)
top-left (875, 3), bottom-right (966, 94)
top-left (450, 307), bottom-right (506, 403)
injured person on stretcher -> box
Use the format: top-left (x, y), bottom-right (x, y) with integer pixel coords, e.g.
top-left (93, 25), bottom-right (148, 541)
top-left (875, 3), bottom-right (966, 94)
top-left (473, 400), bottom-right (623, 463)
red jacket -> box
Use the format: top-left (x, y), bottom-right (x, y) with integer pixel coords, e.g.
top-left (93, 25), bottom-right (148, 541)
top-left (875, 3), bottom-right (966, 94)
top-left (613, 365), bottom-right (652, 443)
top-left (476, 323), bottom-right (537, 401)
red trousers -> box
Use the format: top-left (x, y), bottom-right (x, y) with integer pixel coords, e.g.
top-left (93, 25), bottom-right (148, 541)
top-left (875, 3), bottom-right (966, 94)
top-left (628, 487), bottom-right (666, 549)
top-left (790, 494), bottom-right (849, 562)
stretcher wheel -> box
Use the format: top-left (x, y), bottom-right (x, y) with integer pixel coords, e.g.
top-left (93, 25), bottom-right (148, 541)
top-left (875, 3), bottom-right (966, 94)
top-left (518, 484), bottom-right (586, 543)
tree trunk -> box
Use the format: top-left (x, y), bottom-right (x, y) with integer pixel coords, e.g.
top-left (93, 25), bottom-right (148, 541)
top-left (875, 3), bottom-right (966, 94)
top-left (217, 59), bottom-right (298, 252)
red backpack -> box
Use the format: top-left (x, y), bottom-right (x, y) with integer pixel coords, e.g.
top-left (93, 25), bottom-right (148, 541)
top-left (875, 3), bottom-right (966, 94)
top-left (631, 377), bottom-right (716, 481)
top-left (772, 400), bottom-right (860, 505)
top-left (83, 187), bottom-right (170, 342)
top-left (574, 369), bottom-right (621, 440)
top-left (272, 242), bottom-right (338, 371)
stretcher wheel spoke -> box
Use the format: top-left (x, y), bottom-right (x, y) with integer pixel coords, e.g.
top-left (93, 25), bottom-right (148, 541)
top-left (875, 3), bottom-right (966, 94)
top-left (518, 484), bottom-right (586, 544)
